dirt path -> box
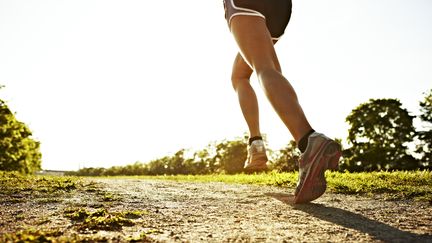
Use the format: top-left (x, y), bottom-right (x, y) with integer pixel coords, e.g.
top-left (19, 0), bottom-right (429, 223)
top-left (1, 178), bottom-right (432, 242)
top-left (97, 178), bottom-right (431, 242)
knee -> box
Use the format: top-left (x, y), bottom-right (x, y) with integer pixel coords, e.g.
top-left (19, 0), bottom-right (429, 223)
top-left (255, 68), bottom-right (282, 87)
top-left (255, 67), bottom-right (279, 80)
top-left (231, 75), bottom-right (250, 91)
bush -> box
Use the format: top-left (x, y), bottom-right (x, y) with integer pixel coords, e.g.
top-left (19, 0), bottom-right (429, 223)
top-left (0, 95), bottom-right (42, 174)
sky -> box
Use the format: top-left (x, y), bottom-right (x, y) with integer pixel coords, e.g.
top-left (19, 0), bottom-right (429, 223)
top-left (0, 0), bottom-right (431, 171)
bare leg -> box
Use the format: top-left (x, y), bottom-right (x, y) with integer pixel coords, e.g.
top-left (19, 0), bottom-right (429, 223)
top-left (231, 53), bottom-right (261, 138)
top-left (230, 16), bottom-right (312, 142)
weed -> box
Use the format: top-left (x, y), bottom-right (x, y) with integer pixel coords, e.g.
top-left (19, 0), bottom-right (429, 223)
top-left (64, 208), bottom-right (144, 232)
top-left (0, 228), bottom-right (63, 242)
top-left (102, 192), bottom-right (120, 202)
top-left (37, 197), bottom-right (62, 204)
top-left (122, 210), bottom-right (148, 219)
top-left (0, 228), bottom-right (126, 242)
top-left (15, 213), bottom-right (25, 221)
top-left (84, 181), bottom-right (101, 193)
top-left (127, 230), bottom-right (160, 242)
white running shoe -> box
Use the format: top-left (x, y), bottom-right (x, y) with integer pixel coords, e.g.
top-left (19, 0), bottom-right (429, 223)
top-left (244, 140), bottom-right (268, 173)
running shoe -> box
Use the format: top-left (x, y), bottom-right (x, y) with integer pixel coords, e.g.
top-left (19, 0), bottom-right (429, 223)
top-left (294, 132), bottom-right (341, 204)
top-left (244, 140), bottom-right (268, 173)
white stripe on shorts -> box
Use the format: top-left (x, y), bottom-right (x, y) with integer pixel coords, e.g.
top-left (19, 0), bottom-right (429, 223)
top-left (228, 0), bottom-right (266, 24)
top-left (228, 0), bottom-right (282, 40)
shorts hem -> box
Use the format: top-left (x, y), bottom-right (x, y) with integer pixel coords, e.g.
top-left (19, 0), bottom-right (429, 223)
top-left (228, 13), bottom-right (266, 27)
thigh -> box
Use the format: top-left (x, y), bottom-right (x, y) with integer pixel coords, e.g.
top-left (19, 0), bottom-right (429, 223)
top-left (224, 0), bottom-right (292, 40)
top-left (230, 16), bottom-right (281, 72)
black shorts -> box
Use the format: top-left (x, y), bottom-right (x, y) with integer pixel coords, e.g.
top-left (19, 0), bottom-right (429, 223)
top-left (224, 0), bottom-right (292, 40)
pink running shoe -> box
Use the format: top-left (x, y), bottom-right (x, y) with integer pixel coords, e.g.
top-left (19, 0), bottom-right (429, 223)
top-left (294, 132), bottom-right (341, 204)
top-left (244, 140), bottom-right (268, 173)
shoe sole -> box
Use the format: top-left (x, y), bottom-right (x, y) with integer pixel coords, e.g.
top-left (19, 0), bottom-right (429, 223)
top-left (294, 140), bottom-right (341, 204)
top-left (244, 164), bottom-right (268, 173)
top-left (244, 154), bottom-right (268, 173)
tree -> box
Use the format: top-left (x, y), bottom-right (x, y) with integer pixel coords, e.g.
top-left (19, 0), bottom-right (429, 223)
top-left (145, 156), bottom-right (168, 175)
top-left (416, 89), bottom-right (432, 168)
top-left (192, 147), bottom-right (214, 174)
top-left (166, 149), bottom-right (188, 175)
top-left (344, 98), bottom-right (418, 171)
top-left (0, 94), bottom-right (42, 174)
top-left (270, 140), bottom-right (300, 172)
top-left (213, 137), bottom-right (247, 174)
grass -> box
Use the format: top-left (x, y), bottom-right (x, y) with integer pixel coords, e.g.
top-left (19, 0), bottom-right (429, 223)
top-left (101, 192), bottom-right (121, 202)
top-left (0, 171), bottom-right (80, 195)
top-left (63, 207), bottom-right (146, 232)
top-left (326, 170), bottom-right (432, 201)
top-left (0, 229), bottom-right (64, 243)
top-left (126, 170), bottom-right (432, 202)
top-left (0, 228), bottom-right (153, 243)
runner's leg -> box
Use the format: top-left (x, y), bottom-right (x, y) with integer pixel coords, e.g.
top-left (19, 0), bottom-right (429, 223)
top-left (231, 53), bottom-right (260, 138)
top-left (230, 16), bottom-right (312, 142)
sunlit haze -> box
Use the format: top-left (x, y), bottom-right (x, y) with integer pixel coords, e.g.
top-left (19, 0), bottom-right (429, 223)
top-left (1, 0), bottom-right (431, 171)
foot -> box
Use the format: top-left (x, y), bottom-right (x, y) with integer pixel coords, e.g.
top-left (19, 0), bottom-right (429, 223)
top-left (244, 140), bottom-right (268, 173)
top-left (294, 132), bottom-right (341, 204)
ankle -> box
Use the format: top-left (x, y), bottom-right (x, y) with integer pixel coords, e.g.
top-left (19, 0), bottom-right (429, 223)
top-left (298, 129), bottom-right (315, 153)
top-left (249, 136), bottom-right (263, 145)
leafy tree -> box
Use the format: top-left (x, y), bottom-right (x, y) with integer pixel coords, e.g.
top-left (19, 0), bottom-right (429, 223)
top-left (344, 98), bottom-right (418, 171)
top-left (69, 167), bottom-right (105, 176)
top-left (270, 140), bottom-right (300, 172)
top-left (146, 156), bottom-right (169, 175)
top-left (416, 89), bottom-right (432, 168)
top-left (213, 137), bottom-right (247, 174)
top-left (0, 91), bottom-right (42, 174)
top-left (193, 147), bottom-right (215, 174)
top-left (166, 149), bottom-right (188, 175)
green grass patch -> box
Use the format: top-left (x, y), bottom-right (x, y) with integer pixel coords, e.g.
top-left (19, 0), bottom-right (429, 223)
top-left (123, 172), bottom-right (298, 187)
top-left (0, 171), bottom-right (80, 195)
top-left (101, 192), bottom-right (121, 202)
top-left (326, 170), bottom-right (432, 201)
top-left (0, 228), bottom-right (64, 242)
top-left (128, 170), bottom-right (432, 202)
top-left (127, 230), bottom-right (161, 242)
top-left (64, 207), bottom-right (147, 232)
top-left (0, 228), bottom-right (140, 243)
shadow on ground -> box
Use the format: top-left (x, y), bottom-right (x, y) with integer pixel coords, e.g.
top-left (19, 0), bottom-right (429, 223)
top-left (266, 193), bottom-right (432, 242)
